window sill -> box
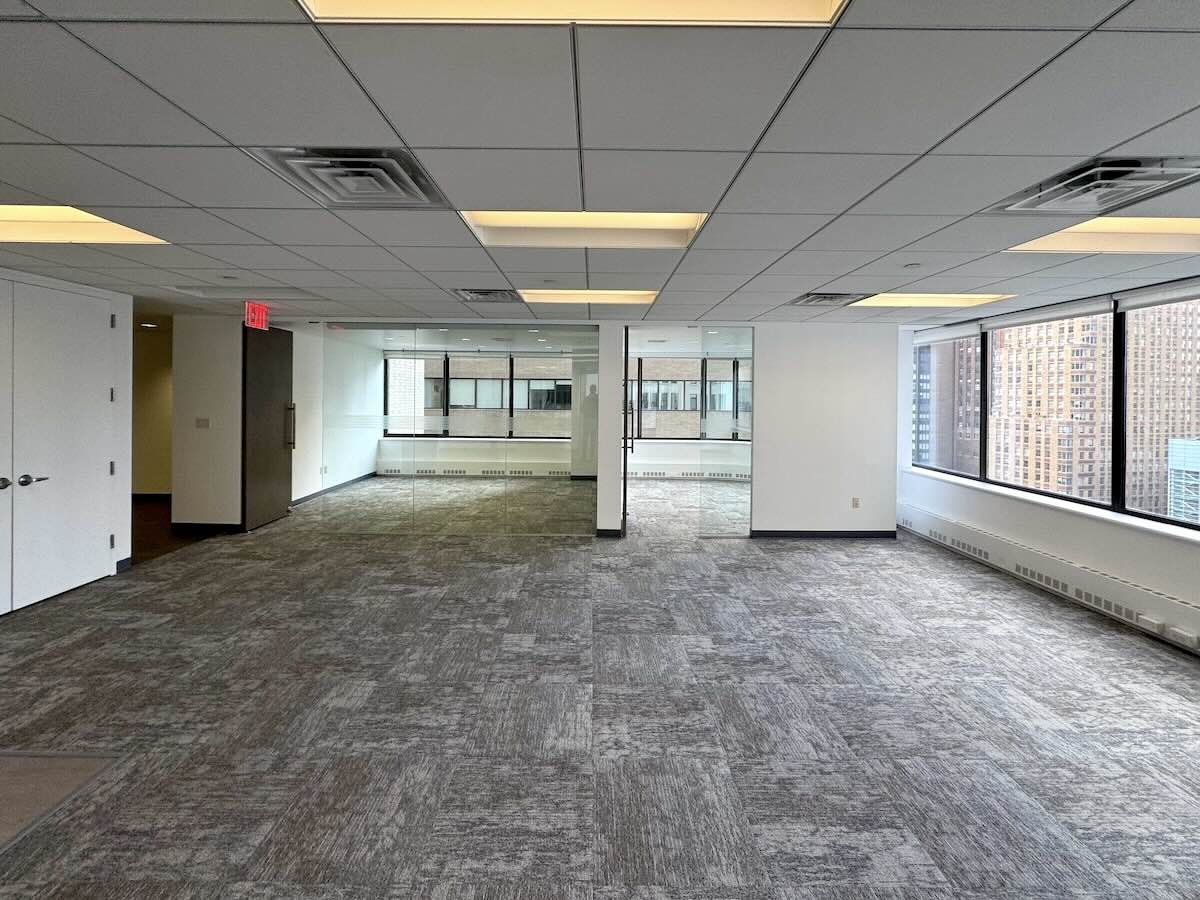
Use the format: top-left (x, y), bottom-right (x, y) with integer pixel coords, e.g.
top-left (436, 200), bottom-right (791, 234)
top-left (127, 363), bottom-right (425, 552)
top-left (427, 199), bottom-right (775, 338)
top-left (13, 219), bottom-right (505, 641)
top-left (902, 466), bottom-right (1200, 547)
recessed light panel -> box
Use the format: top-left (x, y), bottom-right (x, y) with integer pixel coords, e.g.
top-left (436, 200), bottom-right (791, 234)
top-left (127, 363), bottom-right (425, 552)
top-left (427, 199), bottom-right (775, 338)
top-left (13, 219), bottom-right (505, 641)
top-left (300, 0), bottom-right (845, 25)
top-left (1009, 217), bottom-right (1200, 253)
top-left (0, 206), bottom-right (165, 244)
top-left (853, 293), bottom-right (1012, 308)
top-left (464, 211), bottom-right (706, 250)
top-left (520, 289), bottom-right (657, 305)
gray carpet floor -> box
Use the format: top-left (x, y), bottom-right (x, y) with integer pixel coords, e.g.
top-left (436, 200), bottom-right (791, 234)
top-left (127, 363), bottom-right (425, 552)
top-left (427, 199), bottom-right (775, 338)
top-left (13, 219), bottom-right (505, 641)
top-left (0, 480), bottom-right (1199, 898)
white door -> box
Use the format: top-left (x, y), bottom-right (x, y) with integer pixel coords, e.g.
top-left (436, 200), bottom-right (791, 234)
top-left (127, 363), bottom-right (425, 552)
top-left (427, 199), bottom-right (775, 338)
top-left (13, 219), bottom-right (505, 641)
top-left (0, 280), bottom-right (12, 615)
top-left (12, 284), bottom-right (112, 610)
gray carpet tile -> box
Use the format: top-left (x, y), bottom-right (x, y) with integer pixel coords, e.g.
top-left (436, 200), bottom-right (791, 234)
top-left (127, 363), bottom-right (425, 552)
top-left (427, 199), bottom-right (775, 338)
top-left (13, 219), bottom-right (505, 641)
top-left (1, 478), bottom-right (1200, 896)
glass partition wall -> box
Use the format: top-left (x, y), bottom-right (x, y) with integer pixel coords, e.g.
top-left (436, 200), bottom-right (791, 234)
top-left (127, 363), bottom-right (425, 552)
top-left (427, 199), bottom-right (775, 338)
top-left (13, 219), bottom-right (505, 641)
top-left (316, 323), bottom-right (598, 536)
top-left (625, 325), bottom-right (753, 537)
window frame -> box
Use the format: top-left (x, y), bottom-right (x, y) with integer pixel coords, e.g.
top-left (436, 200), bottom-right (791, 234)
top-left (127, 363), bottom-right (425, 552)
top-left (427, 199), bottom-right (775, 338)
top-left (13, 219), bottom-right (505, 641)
top-left (627, 356), bottom-right (751, 442)
top-left (910, 298), bottom-right (1200, 534)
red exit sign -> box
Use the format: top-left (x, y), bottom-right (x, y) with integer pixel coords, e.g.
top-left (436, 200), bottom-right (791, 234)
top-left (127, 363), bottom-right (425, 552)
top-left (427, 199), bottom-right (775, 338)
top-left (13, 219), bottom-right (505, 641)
top-left (244, 301), bottom-right (270, 331)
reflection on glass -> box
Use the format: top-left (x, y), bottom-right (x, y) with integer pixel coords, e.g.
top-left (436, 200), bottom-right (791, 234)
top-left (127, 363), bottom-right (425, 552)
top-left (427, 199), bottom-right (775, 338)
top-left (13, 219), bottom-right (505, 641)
top-left (911, 337), bottom-right (980, 477)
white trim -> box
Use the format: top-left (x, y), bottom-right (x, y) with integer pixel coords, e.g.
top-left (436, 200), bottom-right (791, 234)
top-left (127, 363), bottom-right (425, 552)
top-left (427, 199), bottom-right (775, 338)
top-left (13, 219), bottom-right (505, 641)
top-left (1114, 277), bottom-right (1200, 312)
top-left (904, 466), bottom-right (1200, 547)
top-left (912, 321), bottom-right (981, 346)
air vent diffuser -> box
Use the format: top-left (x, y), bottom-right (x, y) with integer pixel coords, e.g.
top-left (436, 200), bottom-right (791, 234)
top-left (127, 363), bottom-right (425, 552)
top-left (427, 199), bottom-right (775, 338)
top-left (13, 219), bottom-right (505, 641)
top-left (995, 157), bottom-right (1200, 215)
top-left (453, 289), bottom-right (522, 304)
top-left (788, 293), bottom-right (865, 307)
top-left (248, 147), bottom-right (448, 209)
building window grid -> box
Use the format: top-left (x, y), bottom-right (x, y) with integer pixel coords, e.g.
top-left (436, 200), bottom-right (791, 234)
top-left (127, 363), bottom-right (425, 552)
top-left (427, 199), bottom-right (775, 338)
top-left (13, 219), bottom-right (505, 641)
top-left (912, 298), bottom-right (1200, 531)
top-left (627, 356), bottom-right (751, 441)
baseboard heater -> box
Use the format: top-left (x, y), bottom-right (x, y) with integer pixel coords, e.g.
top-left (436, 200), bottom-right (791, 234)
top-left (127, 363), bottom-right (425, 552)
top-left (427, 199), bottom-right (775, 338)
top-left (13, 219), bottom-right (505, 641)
top-left (899, 502), bottom-right (1200, 655)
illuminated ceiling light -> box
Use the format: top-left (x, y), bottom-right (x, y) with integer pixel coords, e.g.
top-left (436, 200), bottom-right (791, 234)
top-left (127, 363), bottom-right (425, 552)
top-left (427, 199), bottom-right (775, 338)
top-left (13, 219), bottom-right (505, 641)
top-left (298, 0), bottom-right (847, 26)
top-left (853, 293), bottom-right (1013, 308)
top-left (520, 289), bottom-right (658, 305)
top-left (463, 211), bottom-right (706, 250)
top-left (1008, 217), bottom-right (1200, 253)
top-left (0, 206), bottom-right (166, 244)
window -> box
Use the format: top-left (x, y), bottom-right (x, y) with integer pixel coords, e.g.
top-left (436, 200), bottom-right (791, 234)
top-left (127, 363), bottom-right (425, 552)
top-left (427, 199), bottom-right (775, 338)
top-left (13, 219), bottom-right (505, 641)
top-left (640, 358), bottom-right (701, 438)
top-left (449, 355), bottom-right (508, 437)
top-left (385, 355), bottom-right (442, 435)
top-left (1125, 297), bottom-right (1200, 525)
top-left (988, 313), bottom-right (1113, 503)
top-left (911, 336), bottom-right (981, 477)
top-left (449, 378), bottom-right (476, 408)
top-left (514, 357), bottom-right (572, 437)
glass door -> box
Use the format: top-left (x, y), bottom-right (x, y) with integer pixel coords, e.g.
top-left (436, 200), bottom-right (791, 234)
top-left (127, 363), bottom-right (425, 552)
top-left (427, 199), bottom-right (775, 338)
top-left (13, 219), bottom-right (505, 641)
top-left (699, 328), bottom-right (753, 536)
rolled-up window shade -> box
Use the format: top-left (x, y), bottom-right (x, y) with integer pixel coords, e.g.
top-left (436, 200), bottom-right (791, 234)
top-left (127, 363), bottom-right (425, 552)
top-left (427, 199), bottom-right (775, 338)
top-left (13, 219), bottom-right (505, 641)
top-left (1114, 276), bottom-right (1200, 313)
top-left (912, 321), bottom-right (981, 346)
top-left (981, 296), bottom-right (1113, 331)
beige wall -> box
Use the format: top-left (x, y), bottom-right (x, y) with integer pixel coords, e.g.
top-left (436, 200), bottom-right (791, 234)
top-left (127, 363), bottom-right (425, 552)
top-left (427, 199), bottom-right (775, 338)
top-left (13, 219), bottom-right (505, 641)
top-left (132, 324), bottom-right (172, 494)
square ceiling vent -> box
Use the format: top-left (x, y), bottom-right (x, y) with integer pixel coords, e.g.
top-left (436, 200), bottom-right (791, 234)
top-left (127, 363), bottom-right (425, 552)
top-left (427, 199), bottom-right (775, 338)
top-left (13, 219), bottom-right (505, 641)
top-left (248, 147), bottom-right (448, 209)
top-left (788, 293), bottom-right (865, 307)
top-left (453, 289), bottom-right (522, 303)
top-left (994, 157), bottom-right (1200, 215)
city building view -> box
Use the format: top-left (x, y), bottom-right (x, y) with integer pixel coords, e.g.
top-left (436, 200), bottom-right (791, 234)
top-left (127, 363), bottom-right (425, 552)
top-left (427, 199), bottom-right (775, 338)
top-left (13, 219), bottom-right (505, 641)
top-left (913, 298), bottom-right (1200, 524)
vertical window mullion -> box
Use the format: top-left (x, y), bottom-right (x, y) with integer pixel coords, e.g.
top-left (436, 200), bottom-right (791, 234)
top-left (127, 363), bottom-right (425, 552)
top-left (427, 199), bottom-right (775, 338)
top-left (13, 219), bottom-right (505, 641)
top-left (700, 357), bottom-right (708, 440)
top-left (979, 334), bottom-right (990, 482)
top-left (442, 352), bottom-right (450, 437)
top-left (732, 358), bottom-right (740, 441)
top-left (1112, 310), bottom-right (1127, 513)
top-left (507, 354), bottom-right (515, 439)
top-left (636, 356), bottom-right (643, 440)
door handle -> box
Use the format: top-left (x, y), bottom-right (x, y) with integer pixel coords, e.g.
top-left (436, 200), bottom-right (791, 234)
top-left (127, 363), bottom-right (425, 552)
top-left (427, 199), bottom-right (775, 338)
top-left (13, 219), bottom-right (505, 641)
top-left (285, 403), bottom-right (297, 449)
top-left (17, 475), bottom-right (49, 486)
top-left (0, 477), bottom-right (10, 490)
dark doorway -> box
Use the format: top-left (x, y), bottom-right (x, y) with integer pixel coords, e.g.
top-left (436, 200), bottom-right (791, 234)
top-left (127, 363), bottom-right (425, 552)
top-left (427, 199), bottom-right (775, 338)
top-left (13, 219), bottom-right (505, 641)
top-left (242, 326), bottom-right (294, 531)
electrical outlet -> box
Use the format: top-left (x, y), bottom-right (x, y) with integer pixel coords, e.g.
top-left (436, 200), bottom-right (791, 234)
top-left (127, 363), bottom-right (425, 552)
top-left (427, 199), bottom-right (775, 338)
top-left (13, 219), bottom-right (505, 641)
top-left (851, 497), bottom-right (861, 509)
top-left (195, 417), bottom-right (210, 430)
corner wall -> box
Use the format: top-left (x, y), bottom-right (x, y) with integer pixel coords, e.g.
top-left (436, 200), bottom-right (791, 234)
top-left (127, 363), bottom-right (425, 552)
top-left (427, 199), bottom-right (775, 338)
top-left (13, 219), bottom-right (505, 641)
top-left (751, 323), bottom-right (898, 534)
top-left (321, 330), bottom-right (383, 490)
top-left (285, 323), bottom-right (324, 501)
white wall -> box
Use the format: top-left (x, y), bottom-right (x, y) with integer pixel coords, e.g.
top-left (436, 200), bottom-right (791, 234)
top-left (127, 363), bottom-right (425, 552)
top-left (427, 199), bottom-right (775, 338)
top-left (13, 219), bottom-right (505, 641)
top-left (171, 316), bottom-right (242, 524)
top-left (596, 323), bottom-right (625, 533)
top-left (284, 323), bottom-right (324, 501)
top-left (131, 325), bottom-right (172, 494)
top-left (751, 323), bottom-right (898, 534)
top-left (321, 330), bottom-right (384, 490)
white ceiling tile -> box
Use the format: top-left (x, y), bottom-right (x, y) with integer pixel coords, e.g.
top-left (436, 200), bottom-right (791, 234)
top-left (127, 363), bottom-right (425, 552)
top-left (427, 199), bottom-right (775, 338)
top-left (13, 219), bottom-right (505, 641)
top-left (34, 1), bottom-right (306, 19)
top-left (533, 304), bottom-right (587, 319)
top-left (939, 32), bottom-right (1200, 155)
top-left (840, 0), bottom-right (1123, 29)
top-left (168, 267), bottom-right (280, 285)
top-left (761, 249), bottom-right (881, 275)
top-left (0, 1), bottom-right (38, 15)
top-left (349, 270), bottom-right (440, 288)
top-left (662, 273), bottom-right (746, 292)
top-left (308, 287), bottom-right (385, 301)
top-left (0, 243), bottom-right (128, 267)
top-left (389, 247), bottom-right (497, 272)
top-left (586, 304), bottom-right (648, 320)
top-left (723, 290), bottom-right (798, 303)
top-left (470, 302), bottom-right (534, 319)
top-left (1107, 255), bottom-right (1200, 281)
top-left (414, 148), bottom-right (581, 211)
top-left (216, 209), bottom-right (371, 245)
top-left (590, 272), bottom-right (669, 290)
top-left (371, 289), bottom-right (453, 303)
top-left (854, 156), bottom-right (1085, 215)
top-left (0, 114), bottom-right (51, 143)
top-left (850, 251), bottom-right (990, 277)
top-left (1105, 179), bottom-right (1200, 217)
top-left (652, 291), bottom-right (729, 305)
top-left (720, 154), bottom-right (915, 214)
top-left (675, 249), bottom-right (783, 274)
top-left (0, 248), bottom-right (49, 268)
top-left (0, 22), bottom-right (222, 145)
top-left (425, 271), bottom-right (512, 290)
top-left (1033, 253), bottom-right (1189, 277)
top-left (690, 213), bottom-right (833, 250)
top-left (737, 273), bottom-right (830, 293)
top-left (583, 151), bottom-right (744, 212)
top-left (797, 215), bottom-right (957, 252)
top-left (576, 26), bottom-right (820, 151)
top-left (324, 25), bottom-right (576, 148)
top-left (906, 214), bottom-right (1091, 251)
top-left (762, 30), bottom-right (1078, 154)
top-left (643, 307), bottom-right (706, 320)
top-left (936, 251), bottom-right (1092, 278)
top-left (815, 275), bottom-right (914, 293)
top-left (0, 145), bottom-right (178, 206)
top-left (79, 207), bottom-right (267, 245)
top-left (490, 249), bottom-right (586, 272)
top-left (1113, 107), bottom-right (1200, 155)
top-left (99, 244), bottom-right (231, 268)
top-left (254, 269), bottom-right (358, 288)
top-left (978, 276), bottom-right (1093, 293)
top-left (291, 246), bottom-right (407, 270)
top-left (507, 272), bottom-right (587, 289)
top-left (183, 244), bottom-right (319, 269)
top-left (899, 274), bottom-right (1023, 292)
top-left (70, 22), bottom-right (396, 145)
top-left (334, 211), bottom-right (478, 247)
top-left (0, 181), bottom-right (50, 204)
top-left (1102, 1), bottom-right (1200, 30)
top-left (586, 249), bottom-right (684, 273)
top-left (83, 147), bottom-right (316, 208)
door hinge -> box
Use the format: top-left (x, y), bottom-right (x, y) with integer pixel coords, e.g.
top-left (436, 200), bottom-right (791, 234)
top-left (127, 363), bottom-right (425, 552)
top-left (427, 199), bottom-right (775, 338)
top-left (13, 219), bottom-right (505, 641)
top-left (109, 387), bottom-right (115, 402)
top-left (109, 461), bottom-right (115, 476)
top-left (110, 313), bottom-right (116, 329)
top-left (108, 534), bottom-right (115, 549)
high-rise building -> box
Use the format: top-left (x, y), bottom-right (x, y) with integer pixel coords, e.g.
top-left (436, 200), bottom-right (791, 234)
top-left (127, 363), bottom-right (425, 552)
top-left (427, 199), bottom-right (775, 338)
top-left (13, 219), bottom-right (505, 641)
top-left (1167, 439), bottom-right (1200, 524)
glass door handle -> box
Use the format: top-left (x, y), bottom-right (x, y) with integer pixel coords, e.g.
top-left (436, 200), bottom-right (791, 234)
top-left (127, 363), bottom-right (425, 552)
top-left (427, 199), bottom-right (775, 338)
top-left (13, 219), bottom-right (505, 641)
top-left (17, 475), bottom-right (49, 486)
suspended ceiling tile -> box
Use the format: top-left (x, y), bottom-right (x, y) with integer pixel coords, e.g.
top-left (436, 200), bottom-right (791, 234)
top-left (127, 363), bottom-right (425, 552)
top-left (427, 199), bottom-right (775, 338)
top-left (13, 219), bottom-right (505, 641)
top-left (583, 150), bottom-right (744, 213)
top-left (334, 210), bottom-right (478, 247)
top-left (720, 153), bottom-right (915, 214)
top-left (414, 148), bottom-right (582, 211)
